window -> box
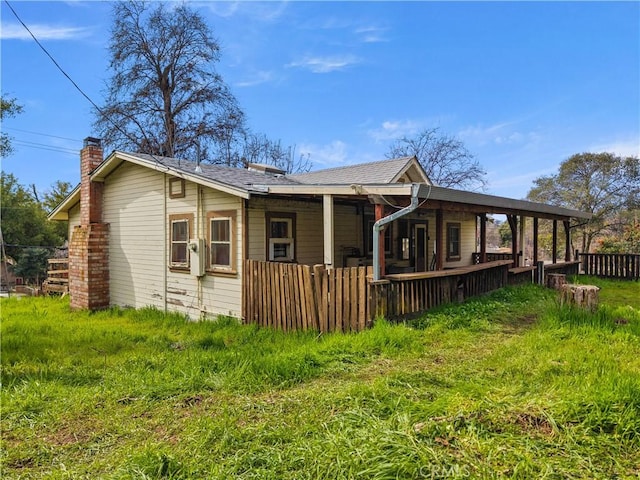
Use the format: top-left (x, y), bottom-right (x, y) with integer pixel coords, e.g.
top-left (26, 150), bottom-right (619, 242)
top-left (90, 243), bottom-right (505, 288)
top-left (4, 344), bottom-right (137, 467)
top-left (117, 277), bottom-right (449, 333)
top-left (447, 222), bottom-right (461, 260)
top-left (207, 210), bottom-right (236, 272)
top-left (169, 214), bottom-right (193, 268)
top-left (169, 177), bottom-right (185, 198)
top-left (267, 213), bottom-right (296, 262)
top-left (364, 216), bottom-right (392, 256)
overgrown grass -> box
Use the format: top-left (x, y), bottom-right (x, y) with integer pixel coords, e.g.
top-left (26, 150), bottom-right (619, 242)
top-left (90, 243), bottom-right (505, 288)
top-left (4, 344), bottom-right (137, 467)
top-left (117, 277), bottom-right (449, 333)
top-left (2, 281), bottom-right (639, 479)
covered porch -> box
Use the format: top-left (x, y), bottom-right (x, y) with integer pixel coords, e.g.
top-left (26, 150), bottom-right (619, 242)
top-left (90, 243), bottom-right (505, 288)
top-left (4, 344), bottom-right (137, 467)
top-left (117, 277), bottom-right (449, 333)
top-left (243, 182), bottom-right (590, 332)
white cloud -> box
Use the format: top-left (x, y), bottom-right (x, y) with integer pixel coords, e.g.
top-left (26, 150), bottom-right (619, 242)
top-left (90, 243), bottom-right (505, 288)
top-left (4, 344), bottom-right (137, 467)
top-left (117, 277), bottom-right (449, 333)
top-left (367, 119), bottom-right (422, 142)
top-left (200, 1), bottom-right (287, 21)
top-left (297, 140), bottom-right (349, 168)
top-left (234, 71), bottom-right (275, 88)
top-left (0, 22), bottom-right (93, 40)
top-left (355, 25), bottom-right (388, 43)
top-left (588, 138), bottom-right (640, 158)
top-left (287, 55), bottom-right (360, 73)
top-left (458, 122), bottom-right (541, 147)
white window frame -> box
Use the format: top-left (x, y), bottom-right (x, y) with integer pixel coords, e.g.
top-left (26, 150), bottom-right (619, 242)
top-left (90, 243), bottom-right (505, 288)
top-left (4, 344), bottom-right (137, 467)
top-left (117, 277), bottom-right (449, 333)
top-left (210, 217), bottom-right (232, 270)
top-left (267, 214), bottom-right (295, 262)
top-left (169, 216), bottom-right (191, 268)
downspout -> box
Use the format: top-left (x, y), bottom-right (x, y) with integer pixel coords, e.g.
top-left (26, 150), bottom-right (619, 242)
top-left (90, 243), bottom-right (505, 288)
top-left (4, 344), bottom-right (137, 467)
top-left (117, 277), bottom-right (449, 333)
top-left (372, 183), bottom-right (422, 281)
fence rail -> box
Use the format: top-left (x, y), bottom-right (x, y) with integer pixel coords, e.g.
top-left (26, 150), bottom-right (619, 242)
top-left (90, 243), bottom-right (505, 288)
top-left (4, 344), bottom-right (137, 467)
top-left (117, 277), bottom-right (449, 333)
top-left (579, 253), bottom-right (640, 280)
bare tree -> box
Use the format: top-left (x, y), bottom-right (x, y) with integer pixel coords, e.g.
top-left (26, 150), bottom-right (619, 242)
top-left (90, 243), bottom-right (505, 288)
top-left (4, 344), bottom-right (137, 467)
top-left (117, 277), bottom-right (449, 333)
top-left (95, 1), bottom-right (244, 163)
top-left (386, 128), bottom-right (486, 190)
top-left (241, 132), bottom-right (311, 174)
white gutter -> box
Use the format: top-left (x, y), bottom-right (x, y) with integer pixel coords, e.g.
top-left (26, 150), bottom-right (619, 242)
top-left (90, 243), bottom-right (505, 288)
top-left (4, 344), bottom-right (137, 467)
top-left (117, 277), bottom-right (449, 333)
top-left (372, 183), bottom-right (423, 281)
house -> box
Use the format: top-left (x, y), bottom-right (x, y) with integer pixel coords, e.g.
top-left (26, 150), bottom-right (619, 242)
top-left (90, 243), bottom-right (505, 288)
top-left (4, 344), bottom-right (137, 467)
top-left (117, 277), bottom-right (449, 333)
top-left (49, 138), bottom-right (591, 324)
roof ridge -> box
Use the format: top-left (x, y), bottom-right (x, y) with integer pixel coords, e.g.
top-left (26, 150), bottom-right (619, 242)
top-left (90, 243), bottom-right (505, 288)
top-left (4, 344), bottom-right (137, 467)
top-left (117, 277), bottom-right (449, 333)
top-left (289, 156), bottom-right (413, 176)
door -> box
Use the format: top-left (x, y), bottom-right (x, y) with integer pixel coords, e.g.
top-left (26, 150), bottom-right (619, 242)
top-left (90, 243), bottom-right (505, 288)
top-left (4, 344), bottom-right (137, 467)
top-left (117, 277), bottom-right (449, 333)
top-left (414, 223), bottom-right (428, 272)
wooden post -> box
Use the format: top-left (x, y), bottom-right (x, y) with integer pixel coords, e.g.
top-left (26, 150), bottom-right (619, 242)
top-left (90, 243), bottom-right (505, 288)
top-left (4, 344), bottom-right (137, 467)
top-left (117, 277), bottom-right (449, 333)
top-left (552, 220), bottom-right (558, 264)
top-left (322, 194), bottom-right (334, 267)
top-left (563, 220), bottom-right (571, 262)
top-left (533, 217), bottom-right (539, 265)
top-left (479, 214), bottom-right (487, 263)
top-left (507, 214), bottom-right (518, 268)
top-left (375, 204), bottom-right (385, 278)
top-left (435, 209), bottom-right (443, 270)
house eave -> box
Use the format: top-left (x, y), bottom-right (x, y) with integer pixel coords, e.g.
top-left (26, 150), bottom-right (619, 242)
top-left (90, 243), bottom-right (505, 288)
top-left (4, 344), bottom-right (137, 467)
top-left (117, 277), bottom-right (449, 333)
top-left (91, 151), bottom-right (252, 199)
top-left (47, 184), bottom-right (80, 221)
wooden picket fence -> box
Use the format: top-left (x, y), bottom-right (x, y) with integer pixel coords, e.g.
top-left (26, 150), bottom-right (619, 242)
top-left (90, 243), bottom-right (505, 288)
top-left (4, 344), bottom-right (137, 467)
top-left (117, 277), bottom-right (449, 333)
top-left (243, 259), bottom-right (517, 333)
top-left (579, 253), bottom-right (640, 280)
top-left (243, 259), bottom-right (372, 333)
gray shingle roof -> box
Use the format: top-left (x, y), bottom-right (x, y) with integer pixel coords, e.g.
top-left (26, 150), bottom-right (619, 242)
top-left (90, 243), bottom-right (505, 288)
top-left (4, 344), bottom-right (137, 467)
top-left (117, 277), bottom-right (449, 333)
top-left (288, 157), bottom-right (416, 185)
top-left (126, 153), bottom-right (299, 190)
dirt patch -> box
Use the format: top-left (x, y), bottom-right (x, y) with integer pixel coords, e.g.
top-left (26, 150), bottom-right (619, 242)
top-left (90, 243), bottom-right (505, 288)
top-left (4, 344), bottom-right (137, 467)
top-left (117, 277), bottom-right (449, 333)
top-left (513, 412), bottom-right (555, 436)
top-left (500, 314), bottom-right (538, 334)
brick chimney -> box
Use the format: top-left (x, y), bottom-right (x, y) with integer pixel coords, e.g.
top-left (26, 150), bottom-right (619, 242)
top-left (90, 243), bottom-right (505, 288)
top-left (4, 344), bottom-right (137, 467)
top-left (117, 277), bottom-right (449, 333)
top-left (69, 137), bottom-right (110, 310)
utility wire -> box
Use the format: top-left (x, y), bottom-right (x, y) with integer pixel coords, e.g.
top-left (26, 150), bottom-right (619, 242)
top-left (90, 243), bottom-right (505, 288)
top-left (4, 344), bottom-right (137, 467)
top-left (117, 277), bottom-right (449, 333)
top-left (3, 0), bottom-right (173, 174)
top-left (3, 126), bottom-right (81, 143)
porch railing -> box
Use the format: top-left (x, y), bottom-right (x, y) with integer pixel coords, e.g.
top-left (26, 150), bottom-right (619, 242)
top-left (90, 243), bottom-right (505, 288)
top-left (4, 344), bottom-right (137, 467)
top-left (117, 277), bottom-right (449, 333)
top-left (579, 253), bottom-right (640, 280)
top-left (472, 252), bottom-right (514, 264)
top-left (243, 259), bottom-right (519, 332)
top-left (372, 260), bottom-right (512, 320)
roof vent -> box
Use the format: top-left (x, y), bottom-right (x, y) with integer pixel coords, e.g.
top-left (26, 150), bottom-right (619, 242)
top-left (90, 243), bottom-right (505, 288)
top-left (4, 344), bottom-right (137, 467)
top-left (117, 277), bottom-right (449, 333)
top-left (247, 162), bottom-right (286, 176)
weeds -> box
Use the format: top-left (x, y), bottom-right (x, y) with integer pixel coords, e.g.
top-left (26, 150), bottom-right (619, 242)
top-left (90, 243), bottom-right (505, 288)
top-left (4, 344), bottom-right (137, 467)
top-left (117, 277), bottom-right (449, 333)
top-left (2, 282), bottom-right (639, 478)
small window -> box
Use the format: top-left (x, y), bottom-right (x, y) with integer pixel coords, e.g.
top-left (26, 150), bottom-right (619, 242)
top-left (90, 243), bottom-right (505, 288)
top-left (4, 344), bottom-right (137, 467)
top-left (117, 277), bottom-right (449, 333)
top-left (207, 210), bottom-right (237, 273)
top-left (447, 222), bottom-right (461, 261)
top-left (169, 177), bottom-right (185, 198)
top-left (267, 213), bottom-right (296, 262)
top-left (169, 214), bottom-right (192, 268)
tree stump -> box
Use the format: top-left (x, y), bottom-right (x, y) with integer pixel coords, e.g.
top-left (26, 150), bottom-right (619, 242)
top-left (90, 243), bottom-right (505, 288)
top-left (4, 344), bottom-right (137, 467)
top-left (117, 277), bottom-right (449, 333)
top-left (546, 273), bottom-right (567, 290)
top-left (560, 284), bottom-right (600, 312)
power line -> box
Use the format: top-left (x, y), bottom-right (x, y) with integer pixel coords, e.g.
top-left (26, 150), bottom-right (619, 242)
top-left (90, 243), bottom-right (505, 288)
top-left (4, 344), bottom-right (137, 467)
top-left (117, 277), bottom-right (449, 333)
top-left (3, 126), bottom-right (81, 143)
top-left (3, 0), bottom-right (173, 174)
top-left (13, 140), bottom-right (78, 155)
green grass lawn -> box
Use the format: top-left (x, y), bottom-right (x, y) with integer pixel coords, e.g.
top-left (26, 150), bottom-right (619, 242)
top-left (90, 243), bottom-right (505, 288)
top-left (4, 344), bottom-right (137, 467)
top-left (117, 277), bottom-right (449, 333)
top-left (2, 280), bottom-right (639, 479)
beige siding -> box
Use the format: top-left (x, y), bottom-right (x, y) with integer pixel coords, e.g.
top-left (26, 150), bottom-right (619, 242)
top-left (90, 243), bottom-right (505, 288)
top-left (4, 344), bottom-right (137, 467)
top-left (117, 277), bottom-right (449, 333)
top-left (102, 164), bottom-right (244, 319)
top-left (165, 181), bottom-right (243, 319)
top-left (103, 162), bottom-right (166, 309)
top-left (246, 197), bottom-right (361, 266)
top-left (68, 202), bottom-right (81, 238)
top-left (441, 212), bottom-right (476, 268)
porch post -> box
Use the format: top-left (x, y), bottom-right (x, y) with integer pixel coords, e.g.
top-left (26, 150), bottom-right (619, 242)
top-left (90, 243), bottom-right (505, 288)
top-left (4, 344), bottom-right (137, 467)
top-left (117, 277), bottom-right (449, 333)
top-left (533, 217), bottom-right (539, 265)
top-left (323, 194), bottom-right (334, 267)
top-left (479, 214), bottom-right (487, 263)
top-left (563, 220), bottom-right (571, 261)
top-left (552, 220), bottom-right (558, 264)
top-left (375, 204), bottom-right (385, 277)
top-left (519, 215), bottom-right (526, 266)
top-left (435, 209), bottom-right (443, 270)
top-left (507, 214), bottom-right (518, 268)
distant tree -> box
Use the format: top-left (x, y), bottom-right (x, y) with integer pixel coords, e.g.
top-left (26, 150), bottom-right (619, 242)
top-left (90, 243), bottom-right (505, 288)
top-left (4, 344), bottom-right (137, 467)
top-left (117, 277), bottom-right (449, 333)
top-left (527, 153), bottom-right (640, 253)
top-left (0, 173), bottom-right (62, 259)
top-left (498, 221), bottom-right (512, 247)
top-left (42, 180), bottom-right (74, 241)
top-left (95, 1), bottom-right (244, 164)
top-left (14, 247), bottom-right (49, 285)
top-left (241, 133), bottom-right (311, 174)
top-left (595, 210), bottom-right (640, 254)
top-left (386, 128), bottom-right (486, 190)
top-left (1, 95), bottom-right (24, 158)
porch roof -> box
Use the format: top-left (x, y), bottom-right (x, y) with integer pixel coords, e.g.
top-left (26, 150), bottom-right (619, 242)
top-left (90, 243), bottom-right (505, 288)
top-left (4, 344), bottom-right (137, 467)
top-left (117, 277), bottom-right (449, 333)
top-left (263, 183), bottom-right (592, 221)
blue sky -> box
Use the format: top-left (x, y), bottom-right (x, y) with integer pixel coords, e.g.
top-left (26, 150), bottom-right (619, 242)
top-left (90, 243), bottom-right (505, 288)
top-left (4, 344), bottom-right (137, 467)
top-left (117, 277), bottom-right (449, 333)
top-left (1, 1), bottom-right (639, 201)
